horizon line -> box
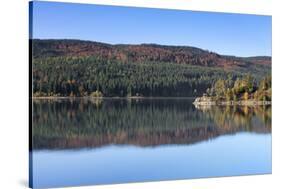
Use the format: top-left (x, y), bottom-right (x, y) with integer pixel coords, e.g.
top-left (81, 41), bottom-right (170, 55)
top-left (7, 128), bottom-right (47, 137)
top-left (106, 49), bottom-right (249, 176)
top-left (32, 38), bottom-right (272, 58)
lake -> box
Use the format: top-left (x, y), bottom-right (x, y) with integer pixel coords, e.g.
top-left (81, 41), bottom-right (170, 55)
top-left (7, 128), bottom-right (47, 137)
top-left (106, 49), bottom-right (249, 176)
top-left (30, 98), bottom-right (271, 188)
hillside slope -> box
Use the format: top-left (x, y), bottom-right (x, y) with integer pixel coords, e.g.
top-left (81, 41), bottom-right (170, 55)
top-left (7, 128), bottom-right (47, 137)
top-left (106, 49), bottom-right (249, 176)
top-left (31, 39), bottom-right (271, 97)
top-left (32, 39), bottom-right (271, 68)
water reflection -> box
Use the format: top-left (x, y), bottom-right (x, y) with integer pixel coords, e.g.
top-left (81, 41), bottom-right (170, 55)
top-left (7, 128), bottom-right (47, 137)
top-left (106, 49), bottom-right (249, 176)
top-left (32, 98), bottom-right (271, 150)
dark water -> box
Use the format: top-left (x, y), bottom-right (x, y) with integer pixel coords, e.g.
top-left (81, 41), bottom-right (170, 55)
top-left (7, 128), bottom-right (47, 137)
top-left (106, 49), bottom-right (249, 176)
top-left (31, 98), bottom-right (271, 188)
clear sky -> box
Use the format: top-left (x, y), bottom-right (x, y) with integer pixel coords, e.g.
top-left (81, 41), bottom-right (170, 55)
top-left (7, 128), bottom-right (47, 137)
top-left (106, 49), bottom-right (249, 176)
top-left (31, 1), bottom-right (271, 57)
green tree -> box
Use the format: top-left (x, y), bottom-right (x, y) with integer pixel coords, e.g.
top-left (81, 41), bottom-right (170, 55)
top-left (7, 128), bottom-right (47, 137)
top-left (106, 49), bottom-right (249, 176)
top-left (214, 79), bottom-right (226, 98)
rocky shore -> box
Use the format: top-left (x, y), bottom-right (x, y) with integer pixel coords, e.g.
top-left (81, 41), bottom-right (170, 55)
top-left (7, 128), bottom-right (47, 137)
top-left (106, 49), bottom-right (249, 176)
top-left (193, 95), bottom-right (271, 106)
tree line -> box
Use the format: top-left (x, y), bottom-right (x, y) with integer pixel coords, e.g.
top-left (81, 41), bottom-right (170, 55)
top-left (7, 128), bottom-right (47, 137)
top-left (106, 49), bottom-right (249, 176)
top-left (206, 74), bottom-right (271, 101)
top-left (32, 56), bottom-right (270, 97)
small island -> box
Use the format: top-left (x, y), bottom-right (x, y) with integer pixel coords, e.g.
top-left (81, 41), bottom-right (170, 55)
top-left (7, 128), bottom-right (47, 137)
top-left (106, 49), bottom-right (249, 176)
top-left (193, 75), bottom-right (271, 106)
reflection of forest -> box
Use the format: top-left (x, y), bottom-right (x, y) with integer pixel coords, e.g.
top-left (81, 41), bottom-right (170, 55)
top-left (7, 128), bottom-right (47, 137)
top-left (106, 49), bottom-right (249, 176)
top-left (32, 99), bottom-right (271, 150)
top-left (195, 105), bottom-right (271, 132)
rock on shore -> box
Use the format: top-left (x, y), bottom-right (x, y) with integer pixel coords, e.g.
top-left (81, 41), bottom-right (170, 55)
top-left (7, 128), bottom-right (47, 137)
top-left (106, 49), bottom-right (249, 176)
top-left (193, 95), bottom-right (271, 106)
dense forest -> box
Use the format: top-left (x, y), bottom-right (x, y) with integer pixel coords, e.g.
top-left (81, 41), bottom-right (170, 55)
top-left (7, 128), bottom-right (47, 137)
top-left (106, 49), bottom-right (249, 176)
top-left (32, 39), bottom-right (271, 97)
top-left (204, 75), bottom-right (272, 101)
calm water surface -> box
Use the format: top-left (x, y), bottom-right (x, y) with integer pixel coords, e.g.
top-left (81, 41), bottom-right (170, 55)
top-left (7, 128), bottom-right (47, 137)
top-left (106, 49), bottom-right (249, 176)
top-left (31, 98), bottom-right (271, 188)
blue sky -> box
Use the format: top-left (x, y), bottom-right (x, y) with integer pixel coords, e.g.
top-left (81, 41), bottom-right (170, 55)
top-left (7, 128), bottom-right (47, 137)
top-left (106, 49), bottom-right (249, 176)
top-left (31, 1), bottom-right (271, 57)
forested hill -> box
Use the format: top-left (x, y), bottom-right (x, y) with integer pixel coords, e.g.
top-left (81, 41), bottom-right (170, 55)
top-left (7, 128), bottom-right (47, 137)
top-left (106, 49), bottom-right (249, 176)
top-left (31, 39), bottom-right (271, 97)
top-left (32, 39), bottom-right (271, 68)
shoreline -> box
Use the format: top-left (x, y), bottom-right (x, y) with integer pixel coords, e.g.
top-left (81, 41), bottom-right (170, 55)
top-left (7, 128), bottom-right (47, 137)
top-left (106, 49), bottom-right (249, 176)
top-left (193, 99), bottom-right (271, 106)
top-left (31, 96), bottom-right (272, 106)
top-left (31, 96), bottom-right (197, 100)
